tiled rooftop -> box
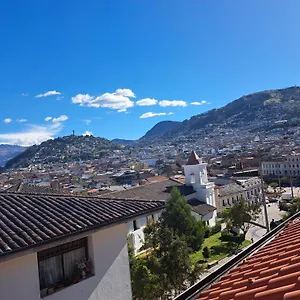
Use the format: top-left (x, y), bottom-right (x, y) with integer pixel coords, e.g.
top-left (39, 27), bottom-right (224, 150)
top-left (100, 178), bottom-right (195, 201)
top-left (197, 219), bottom-right (300, 300)
top-left (188, 198), bottom-right (216, 216)
top-left (0, 193), bottom-right (165, 256)
top-left (217, 183), bottom-right (245, 197)
top-left (3, 181), bottom-right (69, 195)
top-left (187, 151), bottom-right (202, 165)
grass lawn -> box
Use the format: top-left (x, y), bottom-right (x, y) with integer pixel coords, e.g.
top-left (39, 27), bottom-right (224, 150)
top-left (190, 232), bottom-right (251, 264)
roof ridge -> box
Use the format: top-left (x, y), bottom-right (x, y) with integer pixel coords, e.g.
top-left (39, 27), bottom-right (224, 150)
top-left (1, 191), bottom-right (165, 204)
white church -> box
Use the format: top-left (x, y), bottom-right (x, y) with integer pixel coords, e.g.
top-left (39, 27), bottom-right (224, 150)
top-left (183, 151), bottom-right (217, 226)
top-left (104, 151), bottom-right (217, 254)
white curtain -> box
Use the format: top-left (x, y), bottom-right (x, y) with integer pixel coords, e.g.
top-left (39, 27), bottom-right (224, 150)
top-left (63, 247), bottom-right (86, 278)
top-left (39, 256), bottom-right (63, 289)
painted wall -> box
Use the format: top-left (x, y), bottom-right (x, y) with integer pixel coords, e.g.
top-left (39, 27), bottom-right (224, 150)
top-left (191, 210), bottom-right (216, 227)
top-left (127, 212), bottom-right (162, 255)
top-left (0, 253), bottom-right (40, 300)
top-left (0, 224), bottom-right (132, 300)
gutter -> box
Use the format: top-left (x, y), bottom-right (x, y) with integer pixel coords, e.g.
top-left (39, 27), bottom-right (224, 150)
top-left (174, 210), bottom-right (300, 300)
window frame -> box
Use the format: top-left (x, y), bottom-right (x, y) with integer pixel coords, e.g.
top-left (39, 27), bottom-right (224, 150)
top-left (38, 237), bottom-right (89, 294)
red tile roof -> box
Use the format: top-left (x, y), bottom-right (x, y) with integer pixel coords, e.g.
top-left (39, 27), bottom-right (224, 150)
top-left (197, 220), bottom-right (300, 300)
top-left (186, 151), bottom-right (202, 165)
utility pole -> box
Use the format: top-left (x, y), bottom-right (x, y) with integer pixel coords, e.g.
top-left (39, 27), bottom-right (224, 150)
top-left (288, 162), bottom-right (294, 198)
top-left (278, 175), bottom-right (281, 191)
top-left (259, 158), bottom-right (270, 232)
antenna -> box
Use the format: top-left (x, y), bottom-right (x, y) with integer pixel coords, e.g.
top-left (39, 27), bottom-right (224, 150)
top-left (72, 130), bottom-right (75, 136)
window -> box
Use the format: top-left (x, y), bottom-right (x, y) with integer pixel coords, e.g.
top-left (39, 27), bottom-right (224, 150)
top-left (222, 199), bottom-right (225, 206)
top-left (190, 173), bottom-right (195, 184)
top-left (133, 220), bottom-right (139, 231)
top-left (38, 238), bottom-right (90, 295)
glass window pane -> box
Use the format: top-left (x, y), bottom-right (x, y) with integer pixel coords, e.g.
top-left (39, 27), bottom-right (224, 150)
top-left (63, 247), bottom-right (86, 279)
top-left (39, 255), bottom-right (63, 289)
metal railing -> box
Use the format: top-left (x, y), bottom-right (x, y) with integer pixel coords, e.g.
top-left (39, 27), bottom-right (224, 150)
top-left (174, 210), bottom-right (300, 300)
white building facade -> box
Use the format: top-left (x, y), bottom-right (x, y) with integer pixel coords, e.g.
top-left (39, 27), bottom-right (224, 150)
top-left (126, 212), bottom-right (162, 255)
top-left (0, 193), bottom-right (165, 300)
top-left (262, 154), bottom-right (300, 177)
top-left (0, 224), bottom-right (132, 300)
top-left (184, 151), bottom-right (217, 226)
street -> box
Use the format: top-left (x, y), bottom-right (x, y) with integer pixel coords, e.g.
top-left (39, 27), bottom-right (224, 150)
top-left (246, 202), bottom-right (283, 242)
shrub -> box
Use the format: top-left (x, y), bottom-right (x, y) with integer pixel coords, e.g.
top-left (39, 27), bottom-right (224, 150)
top-left (220, 231), bottom-right (244, 244)
top-left (211, 221), bottom-right (222, 234)
top-left (204, 227), bottom-right (211, 238)
top-left (279, 201), bottom-right (289, 211)
top-left (202, 246), bottom-right (210, 260)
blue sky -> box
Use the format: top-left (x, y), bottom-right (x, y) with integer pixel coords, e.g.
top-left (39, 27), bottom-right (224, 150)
top-left (1, 1), bottom-right (300, 146)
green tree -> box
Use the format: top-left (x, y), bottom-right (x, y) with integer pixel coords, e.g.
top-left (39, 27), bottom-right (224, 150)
top-left (220, 199), bottom-right (261, 240)
top-left (270, 182), bottom-right (279, 189)
top-left (283, 198), bottom-right (300, 219)
top-left (129, 226), bottom-right (202, 299)
top-left (161, 187), bottom-right (205, 251)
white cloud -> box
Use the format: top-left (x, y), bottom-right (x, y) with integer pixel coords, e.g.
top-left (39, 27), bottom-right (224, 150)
top-left (16, 119), bottom-right (28, 123)
top-left (117, 108), bottom-right (127, 113)
top-left (21, 93), bottom-right (28, 96)
top-left (115, 89), bottom-right (135, 98)
top-left (191, 100), bottom-right (211, 105)
top-left (83, 119), bottom-right (91, 125)
top-left (56, 96), bottom-right (64, 100)
top-left (136, 98), bottom-right (158, 106)
top-left (139, 112), bottom-right (174, 119)
top-left (44, 115), bottom-right (68, 123)
top-left (71, 89), bottom-right (135, 111)
top-left (3, 118), bottom-right (12, 124)
top-left (0, 123), bottom-right (62, 146)
top-left (82, 130), bottom-right (93, 136)
top-left (52, 115), bottom-right (68, 123)
top-left (159, 100), bottom-right (187, 107)
top-left (36, 90), bottom-right (61, 98)
top-left (71, 94), bottom-right (93, 105)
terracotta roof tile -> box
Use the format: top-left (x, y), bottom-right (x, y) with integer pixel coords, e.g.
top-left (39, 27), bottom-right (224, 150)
top-left (186, 151), bottom-right (202, 165)
top-left (100, 178), bottom-right (195, 201)
top-left (197, 220), bottom-right (300, 300)
top-left (0, 193), bottom-right (165, 257)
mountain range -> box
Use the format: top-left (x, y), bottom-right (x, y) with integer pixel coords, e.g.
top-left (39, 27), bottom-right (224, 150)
top-left (4, 86), bottom-right (300, 168)
top-left (0, 145), bottom-right (26, 167)
top-left (5, 135), bottom-right (121, 169)
top-left (115, 86), bottom-right (300, 144)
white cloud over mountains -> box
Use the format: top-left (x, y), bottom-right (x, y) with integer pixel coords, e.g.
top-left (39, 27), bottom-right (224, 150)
top-left (159, 100), bottom-right (187, 107)
top-left (36, 90), bottom-right (61, 98)
top-left (139, 112), bottom-right (174, 119)
top-left (0, 123), bottom-right (63, 147)
top-left (71, 89), bottom-right (135, 111)
top-left (136, 98), bottom-right (158, 106)
top-left (82, 130), bottom-right (93, 136)
top-left (0, 113), bottom-right (70, 146)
